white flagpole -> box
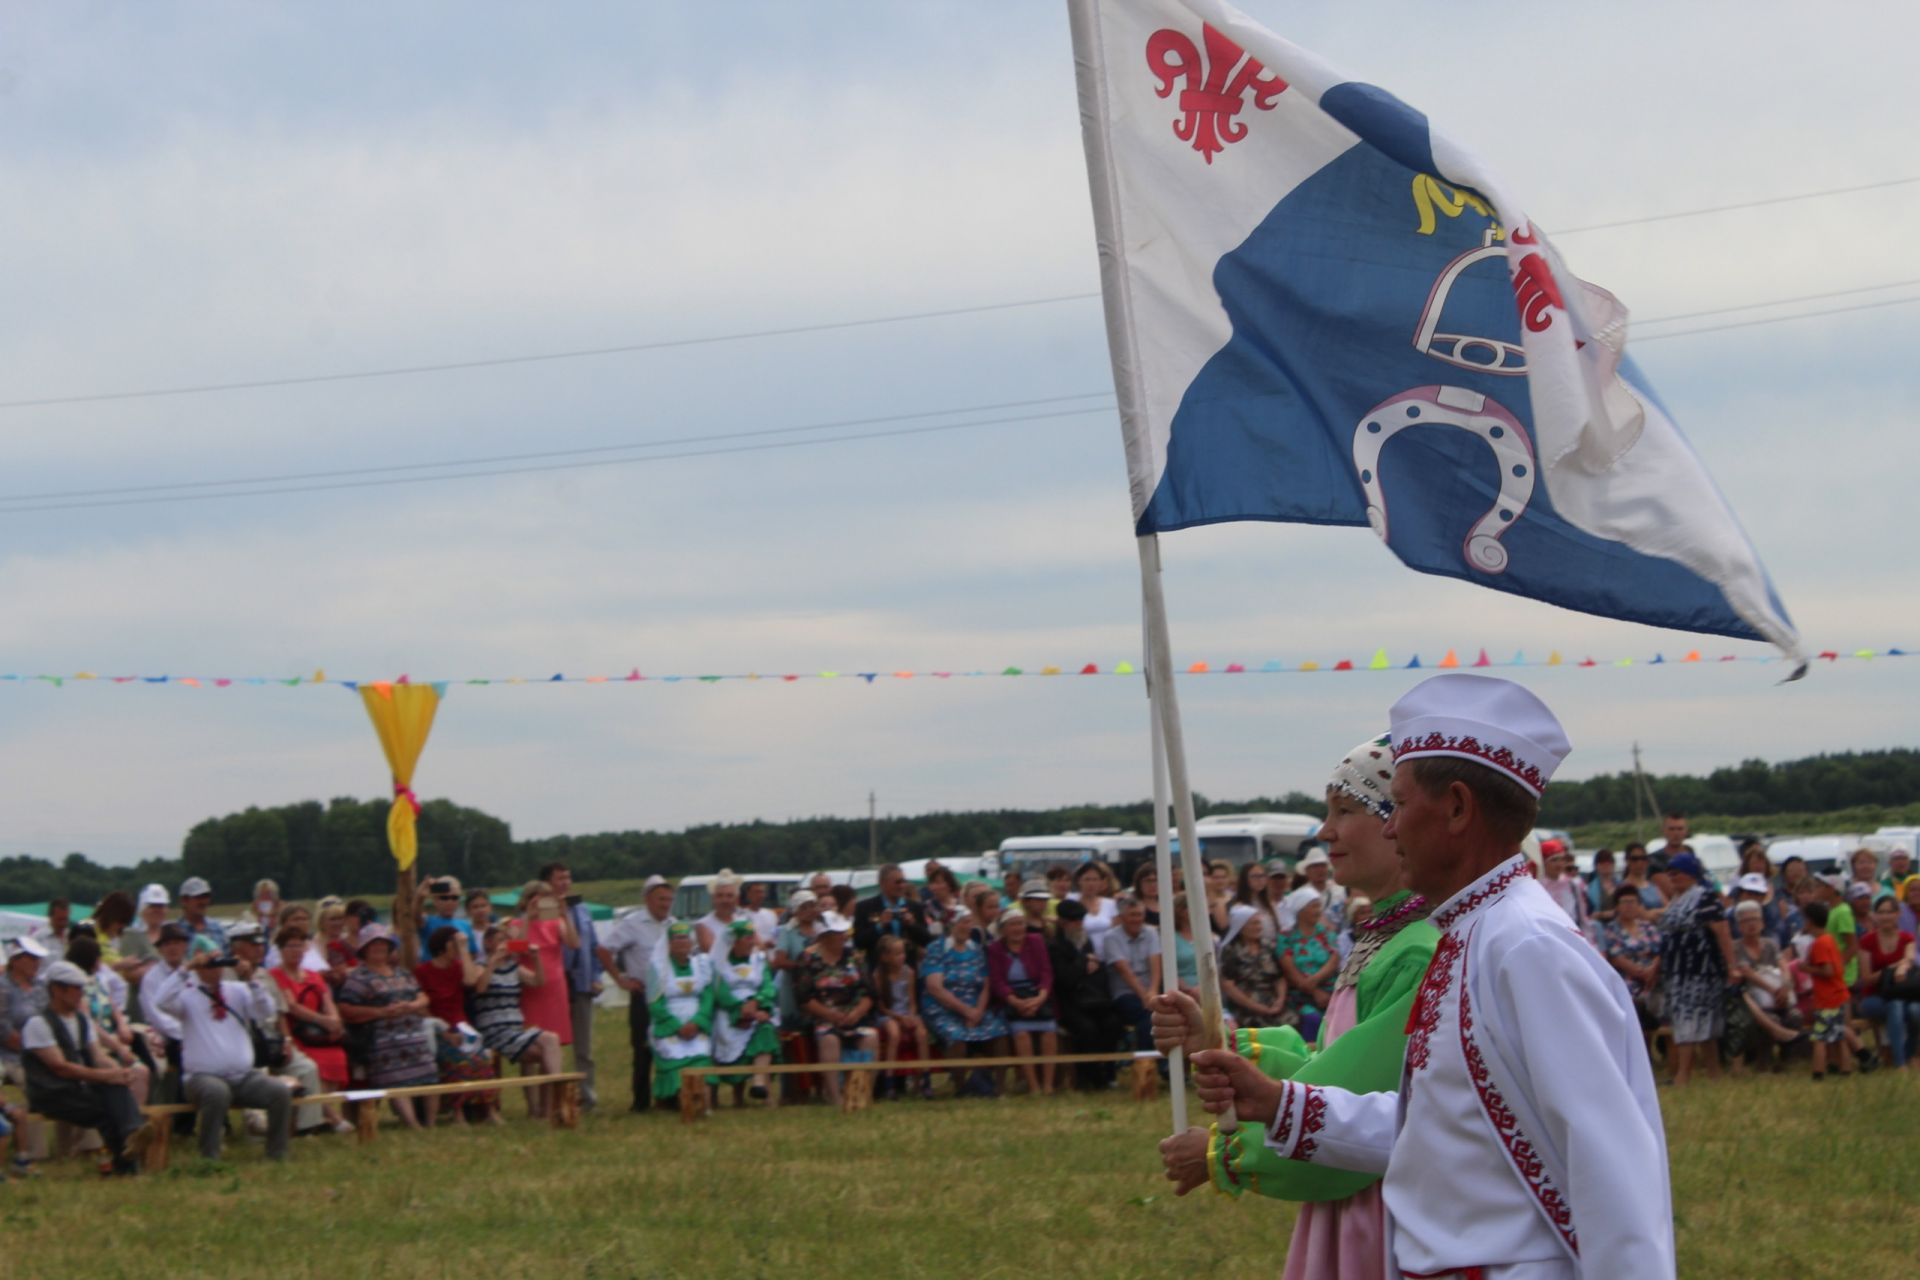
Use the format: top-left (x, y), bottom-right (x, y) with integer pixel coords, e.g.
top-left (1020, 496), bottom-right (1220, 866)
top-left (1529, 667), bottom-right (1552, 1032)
top-left (1069, 0), bottom-right (1236, 1137)
top-left (1144, 600), bottom-right (1188, 1135)
top-left (1137, 535), bottom-right (1234, 1135)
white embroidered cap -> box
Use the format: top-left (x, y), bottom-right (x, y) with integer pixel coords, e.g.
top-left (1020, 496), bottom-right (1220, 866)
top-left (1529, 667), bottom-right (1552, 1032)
top-left (1388, 673), bottom-right (1571, 798)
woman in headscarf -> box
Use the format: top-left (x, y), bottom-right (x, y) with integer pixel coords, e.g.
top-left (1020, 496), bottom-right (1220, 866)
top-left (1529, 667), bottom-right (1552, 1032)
top-left (712, 919), bottom-right (780, 1105)
top-left (1217, 908), bottom-right (1290, 1030)
top-left (646, 923), bottom-right (715, 1105)
top-left (1274, 886), bottom-right (1339, 1044)
top-left (1153, 734), bottom-right (1440, 1280)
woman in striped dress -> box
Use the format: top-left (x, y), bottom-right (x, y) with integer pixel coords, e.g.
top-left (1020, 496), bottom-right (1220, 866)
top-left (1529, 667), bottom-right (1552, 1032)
top-left (473, 925), bottom-right (564, 1119)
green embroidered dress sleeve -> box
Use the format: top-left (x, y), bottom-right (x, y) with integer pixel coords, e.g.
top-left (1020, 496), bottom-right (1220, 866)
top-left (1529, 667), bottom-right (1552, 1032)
top-left (1207, 917), bottom-right (1439, 1201)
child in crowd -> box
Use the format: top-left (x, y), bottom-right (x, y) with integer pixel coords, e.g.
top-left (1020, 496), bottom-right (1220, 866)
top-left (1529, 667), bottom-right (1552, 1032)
top-left (1802, 902), bottom-right (1855, 1079)
top-left (870, 934), bottom-right (930, 1100)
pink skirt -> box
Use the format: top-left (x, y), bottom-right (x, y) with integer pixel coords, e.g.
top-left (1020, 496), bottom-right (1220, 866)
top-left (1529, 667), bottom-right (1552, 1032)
top-left (1281, 987), bottom-right (1387, 1280)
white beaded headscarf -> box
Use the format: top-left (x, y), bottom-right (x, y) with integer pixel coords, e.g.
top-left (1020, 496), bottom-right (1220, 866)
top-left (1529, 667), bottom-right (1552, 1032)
top-left (1329, 734), bottom-right (1396, 820)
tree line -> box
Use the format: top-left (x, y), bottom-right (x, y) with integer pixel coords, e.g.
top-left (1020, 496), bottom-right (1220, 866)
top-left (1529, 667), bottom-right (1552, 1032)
top-left (2, 747), bottom-right (1915, 904)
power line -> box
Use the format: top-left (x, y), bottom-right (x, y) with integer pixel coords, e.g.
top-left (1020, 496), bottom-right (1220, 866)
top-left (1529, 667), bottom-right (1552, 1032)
top-left (1555, 174), bottom-right (1920, 235)
top-left (0, 390), bottom-right (1114, 504)
top-left (0, 286), bottom-right (1910, 515)
top-left (1635, 293), bottom-right (1920, 343)
top-left (4, 176), bottom-right (1915, 412)
top-left (0, 292), bottom-right (1104, 411)
top-left (0, 405), bottom-right (1119, 515)
top-left (1633, 278), bottom-right (1920, 327)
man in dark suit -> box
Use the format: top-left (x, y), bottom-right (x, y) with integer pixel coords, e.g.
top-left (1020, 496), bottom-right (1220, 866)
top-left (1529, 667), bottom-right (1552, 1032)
top-left (852, 863), bottom-right (931, 960)
top-left (1048, 898), bottom-right (1121, 1089)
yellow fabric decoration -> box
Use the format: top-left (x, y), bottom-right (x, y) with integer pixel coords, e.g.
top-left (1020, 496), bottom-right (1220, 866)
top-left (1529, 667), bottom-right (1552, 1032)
top-left (358, 682), bottom-right (442, 872)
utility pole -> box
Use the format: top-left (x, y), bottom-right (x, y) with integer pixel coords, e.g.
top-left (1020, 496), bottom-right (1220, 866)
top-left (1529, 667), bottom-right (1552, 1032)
top-left (868, 790), bottom-right (878, 865)
top-left (1631, 743), bottom-right (1661, 843)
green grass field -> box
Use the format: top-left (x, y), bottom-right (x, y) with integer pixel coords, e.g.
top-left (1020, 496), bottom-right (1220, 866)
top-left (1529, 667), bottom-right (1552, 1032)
top-left (4, 1008), bottom-right (1917, 1279)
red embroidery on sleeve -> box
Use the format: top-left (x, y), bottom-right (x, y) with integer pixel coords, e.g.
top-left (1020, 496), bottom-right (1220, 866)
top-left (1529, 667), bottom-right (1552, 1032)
top-left (1294, 1084), bottom-right (1328, 1161)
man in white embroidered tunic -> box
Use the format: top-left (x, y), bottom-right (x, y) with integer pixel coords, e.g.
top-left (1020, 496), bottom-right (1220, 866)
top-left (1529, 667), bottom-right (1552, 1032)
top-left (1192, 674), bottom-right (1674, 1280)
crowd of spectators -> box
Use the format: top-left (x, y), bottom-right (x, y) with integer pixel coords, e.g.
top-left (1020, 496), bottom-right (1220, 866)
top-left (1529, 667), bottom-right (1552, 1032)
top-left (1557, 814), bottom-right (1919, 1084)
top-left (0, 861), bottom-right (604, 1176)
top-left (7, 820), bottom-right (1911, 1177)
top-left (592, 855), bottom-right (1365, 1111)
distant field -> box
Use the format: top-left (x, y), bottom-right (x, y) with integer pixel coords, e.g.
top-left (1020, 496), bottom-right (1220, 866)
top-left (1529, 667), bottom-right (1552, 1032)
top-left (4, 1009), bottom-right (1917, 1279)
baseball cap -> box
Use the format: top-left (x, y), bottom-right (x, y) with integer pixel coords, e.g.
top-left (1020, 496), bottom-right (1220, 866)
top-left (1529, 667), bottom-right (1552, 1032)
top-left (1021, 887), bottom-right (1052, 901)
top-left (1816, 873), bottom-right (1847, 894)
top-left (642, 874), bottom-right (671, 893)
top-left (817, 911), bottom-right (852, 934)
top-left (1735, 873), bottom-right (1771, 895)
top-left (1055, 899), bottom-right (1088, 923)
top-left (43, 960), bottom-right (87, 987)
top-left (1298, 848), bottom-right (1331, 869)
top-left (8, 936), bottom-right (49, 960)
top-left (178, 876), bottom-right (212, 898)
top-left (728, 918), bottom-right (756, 938)
top-left (1847, 881), bottom-right (1875, 900)
top-left (228, 921), bottom-right (264, 943)
top-left (138, 883), bottom-right (171, 908)
top-left (786, 889), bottom-right (818, 909)
top-left (158, 922), bottom-right (193, 945)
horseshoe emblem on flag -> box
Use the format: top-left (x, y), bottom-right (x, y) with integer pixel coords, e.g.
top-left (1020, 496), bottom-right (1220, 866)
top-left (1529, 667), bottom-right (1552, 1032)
top-left (1352, 385), bottom-right (1536, 574)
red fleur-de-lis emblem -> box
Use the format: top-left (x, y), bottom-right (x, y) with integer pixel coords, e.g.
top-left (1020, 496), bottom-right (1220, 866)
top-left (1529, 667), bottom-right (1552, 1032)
top-left (1146, 23), bottom-right (1287, 163)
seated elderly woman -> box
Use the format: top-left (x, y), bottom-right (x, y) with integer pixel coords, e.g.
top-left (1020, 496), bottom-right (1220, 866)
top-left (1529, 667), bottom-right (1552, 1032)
top-left (1275, 887), bottom-right (1339, 1045)
top-left (1218, 908), bottom-right (1291, 1030)
top-left (919, 908), bottom-right (1008, 1098)
top-left (1724, 899), bottom-right (1804, 1071)
top-left (987, 911), bottom-right (1057, 1096)
top-left (335, 924), bottom-right (439, 1129)
top-left (647, 923), bottom-right (717, 1106)
top-left (795, 913), bottom-right (879, 1105)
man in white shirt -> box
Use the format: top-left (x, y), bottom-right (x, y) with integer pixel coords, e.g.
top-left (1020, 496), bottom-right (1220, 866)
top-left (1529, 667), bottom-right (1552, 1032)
top-left (229, 922), bottom-right (333, 1135)
top-left (23, 960), bottom-right (153, 1175)
top-left (148, 947), bottom-right (293, 1161)
top-left (1189, 675), bottom-right (1673, 1278)
top-left (597, 875), bottom-right (676, 1112)
top-left (1097, 896), bottom-right (1161, 1053)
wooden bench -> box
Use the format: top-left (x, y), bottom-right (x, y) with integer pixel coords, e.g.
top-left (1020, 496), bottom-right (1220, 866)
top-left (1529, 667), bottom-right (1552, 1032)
top-left (15, 1072), bottom-right (584, 1172)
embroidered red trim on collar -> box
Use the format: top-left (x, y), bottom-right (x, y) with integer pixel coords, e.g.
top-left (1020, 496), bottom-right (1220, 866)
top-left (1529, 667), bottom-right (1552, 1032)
top-left (1433, 858), bottom-right (1531, 932)
top-left (1393, 731), bottom-right (1547, 794)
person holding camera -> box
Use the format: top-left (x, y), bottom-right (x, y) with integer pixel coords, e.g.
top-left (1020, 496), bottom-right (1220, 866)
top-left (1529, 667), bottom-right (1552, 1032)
top-left (146, 941), bottom-right (294, 1161)
top-left (228, 922), bottom-right (337, 1137)
top-left (511, 880), bottom-right (577, 1054)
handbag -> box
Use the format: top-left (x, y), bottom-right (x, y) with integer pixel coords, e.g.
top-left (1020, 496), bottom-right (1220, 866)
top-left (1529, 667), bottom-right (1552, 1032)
top-left (1878, 966), bottom-right (1920, 1002)
top-left (287, 980), bottom-right (344, 1047)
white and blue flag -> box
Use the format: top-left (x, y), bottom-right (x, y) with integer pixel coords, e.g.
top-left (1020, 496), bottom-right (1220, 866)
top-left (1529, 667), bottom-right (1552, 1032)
top-left (1070, 0), bottom-right (1802, 661)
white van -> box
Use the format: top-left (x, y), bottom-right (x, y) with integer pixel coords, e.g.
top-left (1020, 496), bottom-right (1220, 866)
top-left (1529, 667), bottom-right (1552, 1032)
top-left (1863, 828), bottom-right (1920, 861)
top-left (669, 872), bottom-right (804, 922)
top-left (1195, 813), bottom-right (1326, 867)
top-left (1764, 835), bottom-right (1860, 879)
top-left (995, 831), bottom-right (1158, 886)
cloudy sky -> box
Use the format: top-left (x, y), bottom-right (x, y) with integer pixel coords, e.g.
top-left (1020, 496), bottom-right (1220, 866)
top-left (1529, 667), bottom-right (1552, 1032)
top-left (1, 1), bottom-right (1915, 868)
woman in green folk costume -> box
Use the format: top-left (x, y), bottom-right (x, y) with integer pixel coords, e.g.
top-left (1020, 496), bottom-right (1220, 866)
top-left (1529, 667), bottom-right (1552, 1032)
top-left (647, 922), bottom-right (716, 1102)
top-left (1153, 736), bottom-right (1438, 1280)
top-left (712, 919), bottom-right (781, 1105)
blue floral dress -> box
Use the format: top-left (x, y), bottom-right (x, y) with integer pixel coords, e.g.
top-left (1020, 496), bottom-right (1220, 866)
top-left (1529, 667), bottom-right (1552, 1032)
top-left (918, 938), bottom-right (1008, 1045)
top-left (1276, 925), bottom-right (1336, 1017)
